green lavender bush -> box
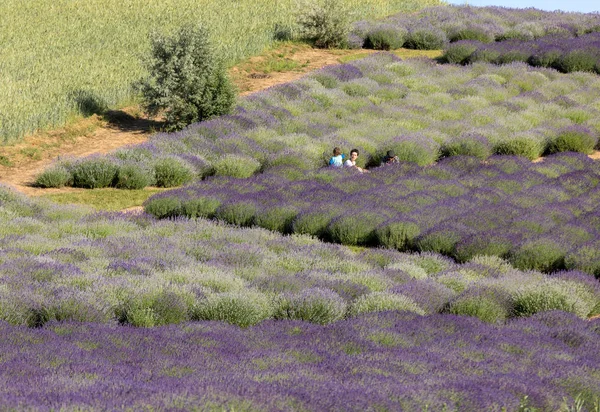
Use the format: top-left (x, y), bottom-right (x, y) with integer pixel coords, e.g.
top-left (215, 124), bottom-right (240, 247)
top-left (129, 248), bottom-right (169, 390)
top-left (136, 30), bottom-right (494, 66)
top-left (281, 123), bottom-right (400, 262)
top-left (34, 166), bottom-right (72, 188)
top-left (192, 291), bottom-right (273, 327)
top-left (153, 157), bottom-right (195, 187)
top-left (70, 158), bottom-right (119, 189)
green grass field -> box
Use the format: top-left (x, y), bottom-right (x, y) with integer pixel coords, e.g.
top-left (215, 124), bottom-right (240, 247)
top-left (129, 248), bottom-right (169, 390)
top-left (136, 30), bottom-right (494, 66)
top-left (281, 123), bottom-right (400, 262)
top-left (0, 0), bottom-right (442, 144)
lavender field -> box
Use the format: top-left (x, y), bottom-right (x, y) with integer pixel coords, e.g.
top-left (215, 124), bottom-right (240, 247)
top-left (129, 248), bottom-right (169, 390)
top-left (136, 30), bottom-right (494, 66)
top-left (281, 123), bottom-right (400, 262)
top-left (352, 5), bottom-right (600, 51)
top-left (6, 5), bottom-right (600, 410)
top-left (443, 32), bottom-right (600, 73)
top-left (3, 181), bottom-right (599, 408)
top-left (38, 53), bottom-right (600, 189)
top-left (1, 311), bottom-right (599, 410)
top-left (145, 152), bottom-right (600, 276)
top-left (4, 184), bottom-right (599, 329)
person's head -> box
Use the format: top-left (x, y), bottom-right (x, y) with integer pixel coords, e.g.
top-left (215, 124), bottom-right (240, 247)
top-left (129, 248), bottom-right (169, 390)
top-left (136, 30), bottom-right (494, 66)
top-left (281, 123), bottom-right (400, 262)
top-left (333, 147), bottom-right (342, 156)
top-left (350, 149), bottom-right (359, 160)
top-left (386, 150), bottom-right (395, 158)
top-left (385, 150), bottom-right (396, 163)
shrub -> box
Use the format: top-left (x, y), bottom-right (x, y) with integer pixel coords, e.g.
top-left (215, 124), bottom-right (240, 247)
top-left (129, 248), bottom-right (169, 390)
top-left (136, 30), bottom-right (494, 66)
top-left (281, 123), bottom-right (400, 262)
top-left (117, 290), bottom-right (192, 327)
top-left (409, 253), bottom-right (454, 275)
top-left (470, 48), bottom-right (500, 63)
top-left (447, 287), bottom-right (512, 323)
top-left (215, 201), bottom-right (257, 226)
top-left (192, 291), bottom-right (273, 327)
top-left (327, 212), bottom-right (386, 246)
top-left (404, 27), bottom-right (447, 50)
top-left (150, 290), bottom-right (191, 325)
top-left (138, 24), bottom-right (236, 131)
top-left (554, 49), bottom-right (598, 73)
top-left (297, 0), bottom-right (352, 49)
top-left (441, 135), bottom-right (492, 160)
top-left (497, 49), bottom-right (530, 64)
top-left (70, 158), bottom-right (118, 188)
top-left (181, 197), bottom-right (222, 219)
top-left (212, 154), bottom-right (261, 178)
top-left (312, 73), bottom-right (339, 89)
top-left (546, 126), bottom-right (597, 155)
top-left (52, 297), bottom-right (110, 323)
top-left (388, 138), bottom-right (440, 166)
top-left (341, 81), bottom-right (371, 97)
top-left (375, 220), bottom-right (421, 251)
top-left (153, 157), bottom-right (195, 187)
top-left (441, 42), bottom-right (478, 65)
top-left (564, 241), bottom-right (600, 278)
top-left (529, 49), bottom-right (562, 68)
top-left (414, 226), bottom-right (465, 257)
top-left (454, 234), bottom-right (513, 263)
top-left (254, 206), bottom-right (299, 233)
top-left (115, 163), bottom-right (153, 189)
top-left (144, 196), bottom-right (182, 219)
top-left (292, 207), bottom-right (341, 239)
top-left (509, 238), bottom-right (565, 273)
top-left (273, 23), bottom-right (294, 41)
top-left (348, 292), bottom-right (425, 316)
top-left (493, 136), bottom-right (544, 160)
top-left (513, 279), bottom-right (592, 318)
top-left (34, 166), bottom-right (72, 188)
top-left (390, 279), bottom-right (456, 314)
top-left (274, 288), bottom-right (347, 324)
top-left (364, 26), bottom-right (406, 50)
top-left (449, 27), bottom-right (493, 43)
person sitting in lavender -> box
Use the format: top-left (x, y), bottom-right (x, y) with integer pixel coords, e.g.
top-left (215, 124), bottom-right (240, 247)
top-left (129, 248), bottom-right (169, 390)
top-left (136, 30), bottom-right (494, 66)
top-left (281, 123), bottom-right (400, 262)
top-left (329, 147), bottom-right (345, 167)
top-left (344, 148), bottom-right (367, 173)
top-left (381, 150), bottom-right (399, 166)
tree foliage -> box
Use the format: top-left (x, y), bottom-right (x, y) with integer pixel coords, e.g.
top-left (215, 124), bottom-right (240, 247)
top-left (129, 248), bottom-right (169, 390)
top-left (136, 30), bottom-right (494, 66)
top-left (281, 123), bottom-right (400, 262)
top-left (297, 0), bottom-right (353, 48)
top-left (139, 24), bottom-right (236, 131)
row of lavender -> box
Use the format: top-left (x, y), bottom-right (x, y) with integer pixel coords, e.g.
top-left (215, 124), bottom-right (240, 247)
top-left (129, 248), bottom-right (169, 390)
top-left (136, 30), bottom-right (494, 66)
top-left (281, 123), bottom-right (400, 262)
top-left (1, 311), bottom-right (599, 410)
top-left (1, 184), bottom-right (598, 328)
top-left (145, 152), bottom-right (600, 278)
top-left (36, 54), bottom-right (600, 189)
top-left (351, 5), bottom-right (600, 50)
top-left (443, 32), bottom-right (600, 74)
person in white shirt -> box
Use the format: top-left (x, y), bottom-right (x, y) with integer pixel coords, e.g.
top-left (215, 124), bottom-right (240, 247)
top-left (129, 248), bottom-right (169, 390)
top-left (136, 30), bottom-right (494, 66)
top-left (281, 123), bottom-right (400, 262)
top-left (344, 148), bottom-right (367, 173)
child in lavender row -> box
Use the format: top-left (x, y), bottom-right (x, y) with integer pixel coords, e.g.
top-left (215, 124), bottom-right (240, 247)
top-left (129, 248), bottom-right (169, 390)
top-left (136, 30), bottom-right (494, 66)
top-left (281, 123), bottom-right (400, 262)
top-left (328, 147), bottom-right (345, 167)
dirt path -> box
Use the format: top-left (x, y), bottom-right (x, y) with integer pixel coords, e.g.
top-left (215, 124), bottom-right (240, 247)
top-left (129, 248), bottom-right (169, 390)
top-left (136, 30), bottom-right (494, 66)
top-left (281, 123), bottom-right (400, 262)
top-left (0, 46), bottom-right (379, 197)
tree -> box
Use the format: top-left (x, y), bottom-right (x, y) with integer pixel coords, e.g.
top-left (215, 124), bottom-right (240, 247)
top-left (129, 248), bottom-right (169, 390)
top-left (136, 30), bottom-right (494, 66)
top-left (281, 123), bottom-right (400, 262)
top-left (139, 24), bottom-right (236, 131)
top-left (297, 0), bottom-right (353, 49)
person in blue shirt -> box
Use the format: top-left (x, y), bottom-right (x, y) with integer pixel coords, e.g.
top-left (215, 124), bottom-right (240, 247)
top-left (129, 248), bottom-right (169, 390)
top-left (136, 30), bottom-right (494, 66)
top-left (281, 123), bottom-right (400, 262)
top-left (329, 147), bottom-right (345, 167)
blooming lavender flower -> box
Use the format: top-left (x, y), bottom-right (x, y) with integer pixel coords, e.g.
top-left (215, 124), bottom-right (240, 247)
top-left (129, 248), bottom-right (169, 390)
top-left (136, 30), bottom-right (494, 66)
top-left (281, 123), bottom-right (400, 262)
top-left (2, 311), bottom-right (599, 410)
